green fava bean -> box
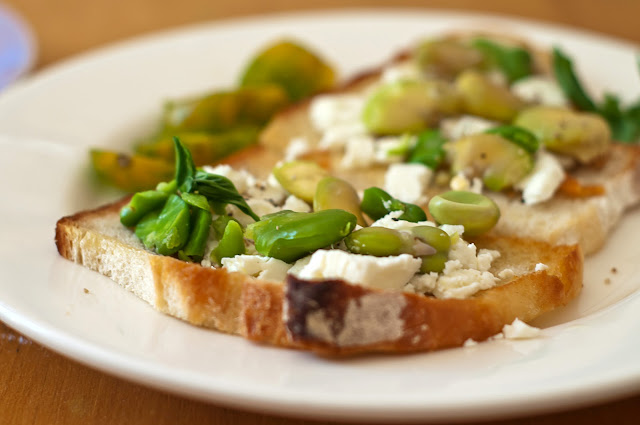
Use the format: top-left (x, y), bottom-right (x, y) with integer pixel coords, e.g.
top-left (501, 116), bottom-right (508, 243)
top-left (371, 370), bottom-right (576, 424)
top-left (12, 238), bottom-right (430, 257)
top-left (181, 208), bottom-right (213, 261)
top-left (360, 187), bottom-right (427, 222)
top-left (410, 226), bottom-right (451, 273)
top-left (419, 251), bottom-right (449, 274)
top-left (314, 176), bottom-right (366, 226)
top-left (137, 194), bottom-right (191, 255)
top-left (345, 227), bottom-right (412, 257)
top-left (245, 209), bottom-right (357, 263)
top-left (120, 190), bottom-right (169, 227)
top-left (428, 191), bottom-right (500, 237)
top-left (410, 226), bottom-right (451, 252)
top-left (273, 160), bottom-right (329, 203)
top-left (455, 69), bottom-right (525, 122)
top-left (362, 79), bottom-right (460, 135)
top-left (211, 220), bottom-right (245, 266)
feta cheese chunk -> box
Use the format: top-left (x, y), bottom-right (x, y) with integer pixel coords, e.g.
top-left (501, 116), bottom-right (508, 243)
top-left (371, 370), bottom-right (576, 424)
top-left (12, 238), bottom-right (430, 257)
top-left (310, 94), bottom-right (365, 131)
top-left (512, 76), bottom-right (568, 107)
top-left (298, 250), bottom-right (422, 291)
top-left (381, 62), bottom-right (423, 83)
top-left (441, 115), bottom-right (497, 140)
top-left (502, 318), bottom-right (542, 339)
top-left (340, 135), bottom-right (377, 169)
top-left (374, 135), bottom-right (414, 164)
top-left (384, 163), bottom-right (432, 204)
top-left (516, 150), bottom-right (566, 205)
top-left (285, 137), bottom-right (311, 161)
top-left (282, 195), bottom-right (311, 212)
top-left (222, 255), bottom-right (292, 282)
top-left (371, 211), bottom-right (436, 231)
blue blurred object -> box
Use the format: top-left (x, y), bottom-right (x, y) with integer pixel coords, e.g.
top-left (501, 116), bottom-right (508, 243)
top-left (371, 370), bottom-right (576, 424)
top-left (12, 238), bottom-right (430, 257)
top-left (0, 4), bottom-right (35, 90)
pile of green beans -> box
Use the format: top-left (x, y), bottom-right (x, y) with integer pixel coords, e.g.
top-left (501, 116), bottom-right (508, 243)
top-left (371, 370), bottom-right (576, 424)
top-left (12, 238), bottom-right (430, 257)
top-left (120, 138), bottom-right (258, 262)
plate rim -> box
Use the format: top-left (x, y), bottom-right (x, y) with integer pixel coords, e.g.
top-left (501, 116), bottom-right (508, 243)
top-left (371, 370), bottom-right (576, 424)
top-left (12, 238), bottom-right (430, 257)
top-left (1, 8), bottom-right (639, 422)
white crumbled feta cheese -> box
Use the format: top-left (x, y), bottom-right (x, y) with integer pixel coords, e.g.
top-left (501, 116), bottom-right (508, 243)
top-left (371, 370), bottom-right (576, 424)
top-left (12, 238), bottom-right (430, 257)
top-left (441, 115), bottom-right (498, 140)
top-left (298, 250), bottom-right (422, 291)
top-left (448, 239), bottom-right (500, 272)
top-left (512, 76), bottom-right (568, 106)
top-left (439, 224), bottom-right (465, 237)
top-left (282, 195), bottom-right (311, 212)
top-left (463, 338), bottom-right (479, 347)
top-left (374, 135), bottom-right (414, 164)
top-left (222, 255), bottom-right (292, 282)
top-left (384, 163), bottom-right (432, 204)
top-left (310, 94), bottom-right (365, 131)
top-left (535, 263), bottom-right (549, 272)
top-left (381, 62), bottom-right (423, 83)
top-left (284, 137), bottom-right (311, 161)
top-left (516, 149), bottom-right (566, 205)
top-left (431, 262), bottom-right (498, 299)
top-left (407, 238), bottom-right (500, 299)
top-left (450, 172), bottom-right (471, 191)
top-left (288, 255), bottom-right (312, 277)
top-left (202, 164), bottom-right (254, 194)
top-left (318, 123), bottom-right (368, 150)
top-left (498, 268), bottom-right (516, 280)
top-left (502, 318), bottom-right (542, 339)
top-left (247, 198), bottom-right (280, 218)
top-left (371, 211), bottom-right (437, 231)
top-left (340, 135), bottom-right (377, 169)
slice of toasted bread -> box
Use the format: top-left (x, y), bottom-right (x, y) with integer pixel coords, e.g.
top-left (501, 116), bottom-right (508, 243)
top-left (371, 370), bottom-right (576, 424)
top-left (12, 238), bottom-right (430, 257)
top-left (55, 197), bottom-right (582, 355)
top-left (232, 41), bottom-right (640, 256)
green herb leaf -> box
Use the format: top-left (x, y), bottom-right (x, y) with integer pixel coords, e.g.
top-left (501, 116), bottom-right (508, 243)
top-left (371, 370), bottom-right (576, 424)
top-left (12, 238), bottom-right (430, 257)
top-left (194, 171), bottom-right (259, 221)
top-left (180, 192), bottom-right (211, 211)
top-left (552, 47), bottom-right (597, 111)
top-left (472, 38), bottom-right (532, 83)
top-left (485, 125), bottom-right (540, 153)
top-left (407, 130), bottom-right (447, 169)
top-left (174, 137), bottom-right (196, 193)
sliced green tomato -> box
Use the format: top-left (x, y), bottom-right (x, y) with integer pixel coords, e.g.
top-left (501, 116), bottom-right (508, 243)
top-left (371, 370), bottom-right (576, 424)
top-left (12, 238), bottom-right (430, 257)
top-left (446, 133), bottom-right (533, 191)
top-left (135, 127), bottom-right (260, 165)
top-left (91, 149), bottom-right (174, 193)
top-left (239, 40), bottom-right (335, 101)
top-left (162, 85), bottom-right (289, 133)
top-left (272, 160), bottom-right (329, 202)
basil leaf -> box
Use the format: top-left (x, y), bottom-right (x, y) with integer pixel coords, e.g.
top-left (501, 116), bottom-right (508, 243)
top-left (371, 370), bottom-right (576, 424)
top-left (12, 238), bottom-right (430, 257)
top-left (180, 192), bottom-right (210, 211)
top-left (472, 38), bottom-right (532, 83)
top-left (408, 130), bottom-right (447, 169)
top-left (552, 47), bottom-right (597, 111)
top-left (486, 125), bottom-right (539, 153)
top-left (174, 137), bottom-right (196, 193)
top-left (194, 171), bottom-right (259, 221)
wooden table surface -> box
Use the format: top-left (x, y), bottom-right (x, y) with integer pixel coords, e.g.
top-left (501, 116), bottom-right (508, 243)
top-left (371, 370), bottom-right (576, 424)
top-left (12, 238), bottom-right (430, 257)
top-left (2, 0), bottom-right (639, 424)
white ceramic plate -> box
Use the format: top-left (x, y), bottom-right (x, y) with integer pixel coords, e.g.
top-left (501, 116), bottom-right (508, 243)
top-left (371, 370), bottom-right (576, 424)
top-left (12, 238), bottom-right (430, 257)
top-left (0, 10), bottom-right (639, 423)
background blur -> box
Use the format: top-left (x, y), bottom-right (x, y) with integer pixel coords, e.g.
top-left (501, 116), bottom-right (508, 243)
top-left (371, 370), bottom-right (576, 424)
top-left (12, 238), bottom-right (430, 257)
top-left (4, 0), bottom-right (639, 68)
